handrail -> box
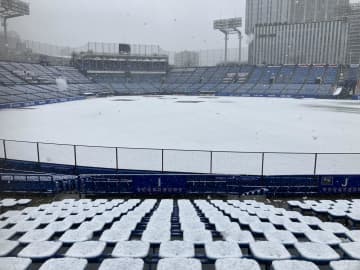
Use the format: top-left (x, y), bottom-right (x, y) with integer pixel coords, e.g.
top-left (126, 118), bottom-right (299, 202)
top-left (1, 138), bottom-right (360, 176)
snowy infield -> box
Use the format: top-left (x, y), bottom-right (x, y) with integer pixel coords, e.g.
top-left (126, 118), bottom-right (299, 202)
top-left (0, 96), bottom-right (359, 174)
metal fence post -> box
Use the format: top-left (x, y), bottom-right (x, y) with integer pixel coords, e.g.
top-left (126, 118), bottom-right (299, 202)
top-left (115, 147), bottom-right (118, 170)
top-left (36, 142), bottom-right (40, 163)
top-left (210, 151), bottom-right (213, 174)
top-left (3, 140), bottom-right (6, 160)
top-left (314, 153), bottom-right (318, 175)
top-left (162, 149), bottom-right (164, 172)
top-left (74, 145), bottom-right (77, 168)
top-left (261, 152), bottom-right (265, 177)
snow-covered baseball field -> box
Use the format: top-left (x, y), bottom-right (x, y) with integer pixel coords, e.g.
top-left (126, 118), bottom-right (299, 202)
top-left (1, 96), bottom-right (359, 175)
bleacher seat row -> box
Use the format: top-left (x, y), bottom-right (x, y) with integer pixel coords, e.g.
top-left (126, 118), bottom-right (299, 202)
top-left (0, 198), bottom-right (359, 269)
top-left (102, 64), bottom-right (359, 98)
top-left (0, 61), bottom-right (109, 108)
top-left (0, 61), bottom-right (359, 107)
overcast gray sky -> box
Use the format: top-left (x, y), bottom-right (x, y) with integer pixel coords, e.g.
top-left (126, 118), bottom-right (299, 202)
top-left (9, 0), bottom-right (246, 51)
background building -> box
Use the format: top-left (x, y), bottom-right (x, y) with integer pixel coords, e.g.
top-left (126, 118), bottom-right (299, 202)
top-left (251, 20), bottom-right (349, 65)
top-left (335, 3), bottom-right (360, 64)
top-left (246, 0), bottom-right (352, 64)
top-left (246, 0), bottom-right (349, 34)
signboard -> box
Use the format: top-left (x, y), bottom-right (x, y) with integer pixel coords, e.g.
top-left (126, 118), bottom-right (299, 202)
top-left (214, 17), bottom-right (242, 30)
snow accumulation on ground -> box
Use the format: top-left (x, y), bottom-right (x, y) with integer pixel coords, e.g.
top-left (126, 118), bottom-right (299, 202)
top-left (0, 96), bottom-right (359, 174)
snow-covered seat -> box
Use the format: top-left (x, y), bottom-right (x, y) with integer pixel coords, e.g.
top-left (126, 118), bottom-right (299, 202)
top-left (82, 209), bottom-right (98, 219)
top-left (141, 228), bottom-right (170, 243)
top-left (65, 241), bottom-right (106, 259)
top-left (249, 222), bottom-right (276, 234)
top-left (59, 229), bottom-right (93, 243)
top-left (298, 216), bottom-right (322, 226)
top-left (254, 210), bottom-right (273, 219)
top-left (330, 260), bottom-right (360, 270)
top-left (215, 258), bottom-right (260, 270)
top-left (294, 242), bottom-right (340, 262)
top-left (0, 240), bottom-right (18, 256)
top-left (311, 205), bottom-right (330, 214)
top-left (1, 199), bottom-right (17, 207)
top-left (215, 222), bottom-right (240, 233)
top-left (45, 220), bottom-right (73, 232)
top-left (6, 214), bottom-right (29, 224)
top-left (288, 201), bottom-right (301, 208)
top-left (1, 210), bottom-right (22, 218)
top-left (17, 199), bottom-right (32, 206)
top-left (183, 229), bottom-right (212, 244)
top-left (63, 214), bottom-right (86, 224)
top-left (205, 241), bottom-right (242, 259)
top-left (347, 212), bottom-right (360, 223)
top-left (112, 241), bottom-right (149, 258)
top-left (0, 257), bottom-right (32, 270)
top-left (222, 230), bottom-right (255, 244)
top-left (159, 241), bottom-right (195, 258)
top-left (35, 214), bottom-right (59, 224)
top-left (100, 229), bottom-right (131, 243)
top-left (78, 220), bottom-right (105, 232)
top-left (268, 215), bottom-right (290, 226)
top-left (92, 213), bottom-right (114, 224)
top-left (19, 229), bottom-right (54, 243)
top-left (283, 221), bottom-right (311, 234)
top-left (339, 242), bottom-right (360, 260)
top-left (18, 241), bottom-right (62, 259)
top-left (181, 222), bottom-right (205, 231)
top-left (0, 221), bottom-right (8, 229)
top-left (249, 241), bottom-right (291, 261)
top-left (0, 229), bottom-right (16, 240)
top-left (328, 209), bottom-right (347, 218)
top-left (62, 199), bottom-right (76, 204)
top-left (318, 222), bottom-right (348, 234)
top-left (272, 260), bottom-right (320, 270)
top-left (157, 258), bottom-right (202, 270)
top-left (305, 230), bottom-right (341, 245)
top-left (282, 211), bottom-right (302, 219)
top-left (264, 230), bottom-right (298, 245)
top-left (11, 221), bottom-right (40, 232)
top-left (298, 203), bottom-right (312, 211)
top-left (238, 215), bottom-right (261, 225)
top-left (99, 258), bottom-right (144, 270)
top-left (93, 199), bottom-right (108, 205)
top-left (39, 258), bottom-right (87, 270)
top-left (345, 230), bottom-right (360, 242)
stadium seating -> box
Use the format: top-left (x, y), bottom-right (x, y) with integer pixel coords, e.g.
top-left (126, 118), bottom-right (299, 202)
top-left (0, 61), bottom-right (110, 108)
top-left (0, 198), bottom-right (359, 269)
top-left (104, 64), bottom-right (347, 98)
top-left (1, 62), bottom-right (359, 107)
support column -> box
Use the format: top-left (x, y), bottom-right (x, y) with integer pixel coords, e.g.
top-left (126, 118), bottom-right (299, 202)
top-left (238, 32), bottom-right (242, 63)
top-left (3, 18), bottom-right (8, 52)
top-left (224, 32), bottom-right (229, 63)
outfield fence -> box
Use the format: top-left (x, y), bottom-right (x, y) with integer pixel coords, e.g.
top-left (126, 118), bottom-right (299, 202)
top-left (1, 139), bottom-right (360, 176)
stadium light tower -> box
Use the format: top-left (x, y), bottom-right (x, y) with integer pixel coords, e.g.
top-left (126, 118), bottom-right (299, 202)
top-left (214, 17), bottom-right (242, 63)
top-left (0, 0), bottom-right (30, 50)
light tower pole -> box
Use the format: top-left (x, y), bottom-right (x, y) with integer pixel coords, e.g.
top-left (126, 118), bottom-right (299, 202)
top-left (0, 0), bottom-right (30, 53)
top-left (214, 17), bottom-right (243, 64)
